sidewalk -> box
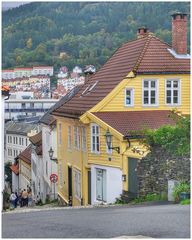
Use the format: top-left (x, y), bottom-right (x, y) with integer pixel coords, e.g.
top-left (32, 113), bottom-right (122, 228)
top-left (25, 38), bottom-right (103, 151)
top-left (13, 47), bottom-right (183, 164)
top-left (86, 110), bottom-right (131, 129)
top-left (2, 200), bottom-right (173, 214)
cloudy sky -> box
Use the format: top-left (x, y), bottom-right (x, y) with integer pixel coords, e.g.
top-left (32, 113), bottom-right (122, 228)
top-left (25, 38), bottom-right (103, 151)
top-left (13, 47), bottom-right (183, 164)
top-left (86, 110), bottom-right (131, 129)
top-left (2, 1), bottom-right (30, 11)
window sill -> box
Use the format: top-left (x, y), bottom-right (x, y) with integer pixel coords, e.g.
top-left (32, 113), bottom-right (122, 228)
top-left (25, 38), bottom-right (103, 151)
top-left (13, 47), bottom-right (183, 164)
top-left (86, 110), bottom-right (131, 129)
top-left (165, 104), bottom-right (181, 107)
top-left (91, 152), bottom-right (100, 155)
top-left (142, 104), bottom-right (159, 107)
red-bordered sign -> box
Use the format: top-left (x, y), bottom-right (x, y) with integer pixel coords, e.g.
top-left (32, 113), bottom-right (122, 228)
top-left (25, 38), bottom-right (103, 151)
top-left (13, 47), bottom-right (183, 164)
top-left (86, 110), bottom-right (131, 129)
top-left (50, 173), bottom-right (58, 183)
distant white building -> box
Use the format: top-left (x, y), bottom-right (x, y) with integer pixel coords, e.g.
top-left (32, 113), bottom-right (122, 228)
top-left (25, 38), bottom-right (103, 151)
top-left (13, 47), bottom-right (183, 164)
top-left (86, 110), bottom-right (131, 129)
top-left (5, 98), bottom-right (58, 121)
top-left (2, 66), bottom-right (53, 80)
top-left (40, 109), bottom-right (58, 203)
top-left (30, 131), bottom-right (44, 203)
top-left (73, 66), bottom-right (82, 74)
top-left (5, 121), bottom-right (38, 192)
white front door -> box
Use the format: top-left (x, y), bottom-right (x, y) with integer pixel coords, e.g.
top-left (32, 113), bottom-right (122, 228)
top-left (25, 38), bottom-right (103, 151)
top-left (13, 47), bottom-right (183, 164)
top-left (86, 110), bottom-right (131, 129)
top-left (96, 168), bottom-right (106, 202)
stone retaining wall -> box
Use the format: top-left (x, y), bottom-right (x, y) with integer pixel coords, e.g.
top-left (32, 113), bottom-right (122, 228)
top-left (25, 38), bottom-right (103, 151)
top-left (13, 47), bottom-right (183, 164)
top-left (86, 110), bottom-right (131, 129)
top-left (136, 146), bottom-right (190, 197)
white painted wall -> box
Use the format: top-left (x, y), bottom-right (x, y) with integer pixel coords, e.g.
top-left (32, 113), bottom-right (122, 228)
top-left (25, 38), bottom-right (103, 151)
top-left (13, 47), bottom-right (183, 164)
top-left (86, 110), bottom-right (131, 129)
top-left (42, 125), bottom-right (58, 202)
top-left (91, 164), bottom-right (122, 205)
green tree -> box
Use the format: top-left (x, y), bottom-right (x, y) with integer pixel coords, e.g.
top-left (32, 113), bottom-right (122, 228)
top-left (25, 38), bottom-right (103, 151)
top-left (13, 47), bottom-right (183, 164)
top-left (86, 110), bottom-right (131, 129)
top-left (26, 37), bottom-right (33, 49)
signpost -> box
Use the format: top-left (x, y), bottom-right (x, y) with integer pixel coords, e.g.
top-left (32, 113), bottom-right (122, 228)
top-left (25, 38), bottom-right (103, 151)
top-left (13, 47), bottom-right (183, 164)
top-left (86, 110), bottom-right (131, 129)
top-left (50, 174), bottom-right (58, 200)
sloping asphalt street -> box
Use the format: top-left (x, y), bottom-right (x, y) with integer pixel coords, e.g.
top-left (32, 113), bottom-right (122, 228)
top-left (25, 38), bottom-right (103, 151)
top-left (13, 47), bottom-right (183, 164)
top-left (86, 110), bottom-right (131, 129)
top-left (2, 204), bottom-right (190, 238)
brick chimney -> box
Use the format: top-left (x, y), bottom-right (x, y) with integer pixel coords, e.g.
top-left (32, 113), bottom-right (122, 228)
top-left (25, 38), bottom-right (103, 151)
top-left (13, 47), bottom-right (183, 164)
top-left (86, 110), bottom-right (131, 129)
top-left (137, 27), bottom-right (149, 39)
top-left (172, 13), bottom-right (187, 55)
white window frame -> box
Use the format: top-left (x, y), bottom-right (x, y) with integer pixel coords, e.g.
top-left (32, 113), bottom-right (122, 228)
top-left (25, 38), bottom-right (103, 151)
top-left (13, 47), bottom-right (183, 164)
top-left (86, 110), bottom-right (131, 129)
top-left (91, 124), bottom-right (100, 154)
top-left (68, 126), bottom-right (72, 150)
top-left (74, 126), bottom-right (80, 150)
top-left (125, 88), bottom-right (134, 107)
top-left (74, 169), bottom-right (81, 201)
top-left (165, 79), bottom-right (181, 106)
top-left (82, 127), bottom-right (86, 152)
top-left (142, 79), bottom-right (158, 106)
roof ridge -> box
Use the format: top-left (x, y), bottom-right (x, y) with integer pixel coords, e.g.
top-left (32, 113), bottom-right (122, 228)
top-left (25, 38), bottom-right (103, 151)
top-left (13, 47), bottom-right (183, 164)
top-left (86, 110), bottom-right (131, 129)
top-left (132, 34), bottom-right (153, 73)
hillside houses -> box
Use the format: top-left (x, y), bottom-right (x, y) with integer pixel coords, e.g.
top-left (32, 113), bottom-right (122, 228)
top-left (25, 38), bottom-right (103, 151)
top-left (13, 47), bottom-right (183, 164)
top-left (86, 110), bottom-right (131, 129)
top-left (50, 13), bottom-right (190, 206)
top-left (7, 13), bottom-right (190, 207)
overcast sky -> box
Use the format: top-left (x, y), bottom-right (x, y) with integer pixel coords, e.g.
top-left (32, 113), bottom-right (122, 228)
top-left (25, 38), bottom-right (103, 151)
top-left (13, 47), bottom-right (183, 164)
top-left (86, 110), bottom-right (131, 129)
top-left (2, 1), bottom-right (30, 11)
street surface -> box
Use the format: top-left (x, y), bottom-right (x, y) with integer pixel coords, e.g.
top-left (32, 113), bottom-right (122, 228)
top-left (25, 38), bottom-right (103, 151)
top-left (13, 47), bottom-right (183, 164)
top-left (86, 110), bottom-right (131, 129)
top-left (2, 204), bottom-right (190, 238)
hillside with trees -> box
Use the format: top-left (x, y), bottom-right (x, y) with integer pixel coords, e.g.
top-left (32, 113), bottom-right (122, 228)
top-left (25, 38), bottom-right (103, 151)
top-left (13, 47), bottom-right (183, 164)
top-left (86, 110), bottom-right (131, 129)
top-left (2, 2), bottom-right (190, 71)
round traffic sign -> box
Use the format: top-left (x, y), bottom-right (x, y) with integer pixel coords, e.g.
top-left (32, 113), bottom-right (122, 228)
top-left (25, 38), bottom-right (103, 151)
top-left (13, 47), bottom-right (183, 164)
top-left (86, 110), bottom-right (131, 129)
top-left (50, 173), bottom-right (58, 183)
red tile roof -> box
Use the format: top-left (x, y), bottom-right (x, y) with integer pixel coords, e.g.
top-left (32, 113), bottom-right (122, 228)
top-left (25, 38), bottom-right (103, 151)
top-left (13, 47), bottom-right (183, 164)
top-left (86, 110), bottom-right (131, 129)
top-left (18, 145), bottom-right (32, 164)
top-left (29, 132), bottom-right (42, 155)
top-left (52, 34), bottom-right (190, 118)
top-left (92, 110), bottom-right (176, 137)
top-left (29, 131), bottom-right (42, 145)
top-left (10, 163), bottom-right (19, 175)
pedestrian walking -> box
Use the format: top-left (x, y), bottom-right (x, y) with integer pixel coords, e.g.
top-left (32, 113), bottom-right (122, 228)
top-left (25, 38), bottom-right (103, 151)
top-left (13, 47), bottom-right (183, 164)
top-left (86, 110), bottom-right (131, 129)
top-left (19, 190), bottom-right (23, 207)
top-left (22, 189), bottom-right (28, 207)
top-left (28, 189), bottom-right (33, 207)
top-left (9, 192), bottom-right (17, 209)
top-left (14, 192), bottom-right (18, 208)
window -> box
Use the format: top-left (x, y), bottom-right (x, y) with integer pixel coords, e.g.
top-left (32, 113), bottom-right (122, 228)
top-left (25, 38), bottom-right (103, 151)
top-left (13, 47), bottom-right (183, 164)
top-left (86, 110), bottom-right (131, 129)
top-left (143, 80), bottom-right (158, 106)
top-left (166, 79), bottom-right (180, 105)
top-left (21, 138), bottom-right (24, 146)
top-left (82, 127), bottom-right (86, 151)
top-left (13, 137), bottom-right (15, 144)
top-left (19, 137), bottom-right (21, 145)
top-left (91, 124), bottom-right (100, 153)
top-left (74, 127), bottom-right (80, 150)
top-left (8, 148), bottom-right (12, 157)
top-left (68, 126), bottom-right (72, 149)
top-left (15, 137), bottom-right (18, 145)
top-left (74, 169), bottom-right (81, 200)
top-left (10, 136), bottom-right (12, 144)
top-left (26, 138), bottom-right (28, 146)
top-left (125, 88), bottom-right (134, 106)
top-left (58, 123), bottom-right (62, 145)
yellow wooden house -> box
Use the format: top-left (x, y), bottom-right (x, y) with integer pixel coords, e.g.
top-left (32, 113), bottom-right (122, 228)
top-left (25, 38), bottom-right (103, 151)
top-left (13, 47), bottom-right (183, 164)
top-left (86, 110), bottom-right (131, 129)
top-left (52, 13), bottom-right (190, 206)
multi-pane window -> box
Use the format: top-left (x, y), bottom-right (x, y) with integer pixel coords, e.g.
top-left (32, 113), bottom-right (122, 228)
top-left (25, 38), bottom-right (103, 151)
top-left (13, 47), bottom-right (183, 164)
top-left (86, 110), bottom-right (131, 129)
top-left (74, 126), bottom-right (80, 150)
top-left (19, 137), bottom-right (21, 145)
top-left (82, 127), bottom-right (86, 151)
top-left (166, 80), bottom-right (180, 105)
top-left (91, 124), bottom-right (100, 153)
top-left (21, 138), bottom-right (24, 146)
top-left (125, 88), bottom-right (134, 106)
top-left (143, 80), bottom-right (158, 105)
top-left (74, 169), bottom-right (81, 200)
top-left (15, 137), bottom-right (18, 145)
top-left (8, 148), bottom-right (12, 157)
top-left (58, 123), bottom-right (62, 145)
top-left (68, 126), bottom-right (72, 149)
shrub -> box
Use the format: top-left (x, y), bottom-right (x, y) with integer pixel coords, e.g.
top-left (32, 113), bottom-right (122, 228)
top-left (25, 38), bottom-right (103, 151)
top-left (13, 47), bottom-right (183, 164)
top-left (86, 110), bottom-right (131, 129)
top-left (173, 182), bottom-right (190, 201)
top-left (180, 199), bottom-right (190, 205)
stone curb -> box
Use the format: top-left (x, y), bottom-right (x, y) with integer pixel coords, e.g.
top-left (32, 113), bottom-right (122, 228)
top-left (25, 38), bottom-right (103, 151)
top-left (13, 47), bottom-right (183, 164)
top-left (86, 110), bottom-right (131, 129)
top-left (2, 201), bottom-right (173, 215)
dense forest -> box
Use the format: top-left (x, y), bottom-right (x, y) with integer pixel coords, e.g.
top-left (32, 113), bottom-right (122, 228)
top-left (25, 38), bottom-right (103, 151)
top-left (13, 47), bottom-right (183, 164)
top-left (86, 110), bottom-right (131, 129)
top-left (2, 2), bottom-right (190, 71)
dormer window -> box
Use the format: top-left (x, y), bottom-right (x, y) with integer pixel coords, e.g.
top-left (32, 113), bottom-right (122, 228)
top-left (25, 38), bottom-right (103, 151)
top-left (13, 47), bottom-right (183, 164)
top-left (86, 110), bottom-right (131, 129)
top-left (125, 88), bottom-right (134, 107)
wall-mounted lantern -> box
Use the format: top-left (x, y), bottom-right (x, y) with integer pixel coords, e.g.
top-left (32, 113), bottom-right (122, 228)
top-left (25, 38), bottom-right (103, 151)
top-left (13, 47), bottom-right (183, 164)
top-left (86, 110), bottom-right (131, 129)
top-left (48, 147), bottom-right (58, 163)
top-left (122, 174), bottom-right (126, 182)
top-left (104, 129), bottom-right (120, 154)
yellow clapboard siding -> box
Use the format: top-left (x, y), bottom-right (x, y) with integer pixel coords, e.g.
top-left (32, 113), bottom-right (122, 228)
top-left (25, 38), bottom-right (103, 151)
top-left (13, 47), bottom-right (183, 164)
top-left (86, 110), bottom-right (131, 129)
top-left (100, 74), bottom-right (190, 115)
